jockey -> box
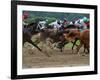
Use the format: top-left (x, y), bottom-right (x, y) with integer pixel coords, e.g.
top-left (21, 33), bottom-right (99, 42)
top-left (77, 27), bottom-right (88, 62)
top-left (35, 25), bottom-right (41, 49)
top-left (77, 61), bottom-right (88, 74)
top-left (22, 11), bottom-right (29, 27)
top-left (69, 21), bottom-right (74, 25)
top-left (22, 12), bottom-right (32, 37)
top-left (83, 17), bottom-right (90, 29)
top-left (49, 20), bottom-right (62, 30)
top-left (74, 17), bottom-right (88, 31)
top-left (36, 19), bottom-right (49, 31)
top-left (63, 18), bottom-right (68, 25)
top-left (62, 18), bottom-right (69, 29)
top-left (22, 11), bottom-right (29, 21)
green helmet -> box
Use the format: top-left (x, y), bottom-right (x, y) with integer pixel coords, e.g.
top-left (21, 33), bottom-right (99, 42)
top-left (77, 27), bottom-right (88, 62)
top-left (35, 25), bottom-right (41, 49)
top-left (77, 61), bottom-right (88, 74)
top-left (83, 17), bottom-right (89, 22)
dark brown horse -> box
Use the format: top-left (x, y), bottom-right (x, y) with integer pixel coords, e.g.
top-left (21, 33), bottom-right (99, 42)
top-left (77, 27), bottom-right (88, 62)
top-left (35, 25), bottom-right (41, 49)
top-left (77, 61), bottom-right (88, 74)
top-left (37, 24), bottom-right (79, 53)
top-left (23, 22), bottom-right (42, 51)
top-left (36, 29), bottom-right (69, 52)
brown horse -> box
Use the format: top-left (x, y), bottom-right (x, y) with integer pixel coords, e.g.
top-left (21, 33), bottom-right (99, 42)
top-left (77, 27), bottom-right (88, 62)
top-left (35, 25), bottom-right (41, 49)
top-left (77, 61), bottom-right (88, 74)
top-left (77, 30), bottom-right (90, 54)
top-left (63, 29), bottom-right (90, 54)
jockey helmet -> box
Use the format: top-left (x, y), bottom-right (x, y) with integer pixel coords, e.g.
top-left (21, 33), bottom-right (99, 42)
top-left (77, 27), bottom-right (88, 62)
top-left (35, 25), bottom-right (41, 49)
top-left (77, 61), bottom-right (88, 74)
top-left (23, 12), bottom-right (29, 20)
top-left (83, 17), bottom-right (89, 22)
top-left (57, 20), bottom-right (61, 25)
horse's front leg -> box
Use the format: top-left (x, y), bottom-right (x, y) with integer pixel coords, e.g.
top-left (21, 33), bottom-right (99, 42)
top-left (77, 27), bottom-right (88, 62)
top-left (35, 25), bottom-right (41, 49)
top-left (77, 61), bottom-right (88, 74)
top-left (76, 41), bottom-right (83, 55)
top-left (46, 38), bottom-right (54, 50)
top-left (28, 39), bottom-right (42, 51)
top-left (41, 41), bottom-right (51, 57)
top-left (71, 39), bottom-right (77, 53)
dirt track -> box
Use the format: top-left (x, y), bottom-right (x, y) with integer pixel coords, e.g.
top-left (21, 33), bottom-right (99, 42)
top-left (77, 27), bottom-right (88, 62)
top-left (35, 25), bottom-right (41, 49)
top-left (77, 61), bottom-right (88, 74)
top-left (22, 43), bottom-right (89, 69)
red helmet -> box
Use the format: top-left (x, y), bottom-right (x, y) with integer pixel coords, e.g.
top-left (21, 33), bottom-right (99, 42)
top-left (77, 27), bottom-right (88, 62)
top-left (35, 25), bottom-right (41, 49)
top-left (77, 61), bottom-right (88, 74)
top-left (23, 11), bottom-right (29, 20)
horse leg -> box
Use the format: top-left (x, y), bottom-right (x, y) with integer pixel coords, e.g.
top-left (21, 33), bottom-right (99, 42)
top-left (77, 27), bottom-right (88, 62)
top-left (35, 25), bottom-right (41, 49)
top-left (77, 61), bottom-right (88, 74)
top-left (60, 46), bottom-right (65, 52)
top-left (76, 42), bottom-right (83, 55)
top-left (86, 45), bottom-right (89, 54)
top-left (23, 40), bottom-right (25, 47)
top-left (23, 37), bottom-right (26, 47)
top-left (71, 38), bottom-right (78, 53)
top-left (46, 38), bottom-right (54, 50)
top-left (60, 41), bottom-right (69, 53)
top-left (60, 43), bottom-right (65, 52)
top-left (85, 45), bottom-right (89, 54)
top-left (87, 48), bottom-right (89, 53)
top-left (28, 39), bottom-right (42, 51)
top-left (23, 38), bottom-right (27, 48)
top-left (84, 46), bottom-right (85, 53)
top-left (60, 47), bottom-right (63, 52)
top-left (41, 41), bottom-right (51, 57)
top-left (47, 41), bottom-right (54, 50)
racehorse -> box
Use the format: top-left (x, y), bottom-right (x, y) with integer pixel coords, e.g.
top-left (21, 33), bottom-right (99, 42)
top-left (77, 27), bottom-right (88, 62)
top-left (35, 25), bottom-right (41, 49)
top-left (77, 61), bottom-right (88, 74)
top-left (63, 29), bottom-right (89, 54)
top-left (63, 23), bottom-right (89, 52)
top-left (23, 21), bottom-right (67, 57)
top-left (61, 24), bottom-right (80, 53)
top-left (34, 28), bottom-right (69, 53)
top-left (23, 21), bottom-right (42, 51)
top-left (41, 24), bottom-right (79, 52)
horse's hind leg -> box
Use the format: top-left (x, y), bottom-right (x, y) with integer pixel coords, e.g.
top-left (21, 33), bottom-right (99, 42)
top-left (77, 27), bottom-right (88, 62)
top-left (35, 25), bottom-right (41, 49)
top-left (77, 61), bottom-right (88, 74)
top-left (28, 39), bottom-right (42, 51)
top-left (85, 47), bottom-right (89, 54)
top-left (83, 43), bottom-right (89, 54)
top-left (60, 43), bottom-right (65, 52)
top-left (71, 42), bottom-right (75, 53)
top-left (60, 47), bottom-right (63, 52)
top-left (23, 38), bottom-right (26, 47)
top-left (76, 42), bottom-right (83, 55)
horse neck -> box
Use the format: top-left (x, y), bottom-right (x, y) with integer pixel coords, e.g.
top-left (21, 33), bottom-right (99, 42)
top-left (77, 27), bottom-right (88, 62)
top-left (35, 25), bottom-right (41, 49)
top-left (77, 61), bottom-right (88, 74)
top-left (31, 22), bottom-right (38, 35)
